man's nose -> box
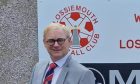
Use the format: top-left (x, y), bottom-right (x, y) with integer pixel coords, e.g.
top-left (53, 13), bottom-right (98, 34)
top-left (53, 41), bottom-right (59, 46)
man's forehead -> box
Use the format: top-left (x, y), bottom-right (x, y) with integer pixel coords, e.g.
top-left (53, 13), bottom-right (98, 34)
top-left (46, 30), bottom-right (65, 36)
top-left (51, 29), bottom-right (66, 34)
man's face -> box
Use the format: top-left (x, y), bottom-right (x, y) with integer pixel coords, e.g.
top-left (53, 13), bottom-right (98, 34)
top-left (44, 29), bottom-right (71, 62)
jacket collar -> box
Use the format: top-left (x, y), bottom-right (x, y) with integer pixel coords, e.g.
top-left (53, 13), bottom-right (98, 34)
top-left (56, 56), bottom-right (71, 84)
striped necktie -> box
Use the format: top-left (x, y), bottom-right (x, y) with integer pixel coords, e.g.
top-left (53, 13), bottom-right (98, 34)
top-left (43, 63), bottom-right (57, 84)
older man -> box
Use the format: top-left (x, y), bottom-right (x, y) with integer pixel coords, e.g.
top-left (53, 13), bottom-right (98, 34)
top-left (30, 23), bottom-right (96, 84)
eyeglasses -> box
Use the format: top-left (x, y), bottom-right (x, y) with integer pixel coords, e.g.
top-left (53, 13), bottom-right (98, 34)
top-left (46, 38), bottom-right (68, 46)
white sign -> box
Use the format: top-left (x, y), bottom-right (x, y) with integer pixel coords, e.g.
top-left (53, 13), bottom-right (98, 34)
top-left (38, 0), bottom-right (140, 63)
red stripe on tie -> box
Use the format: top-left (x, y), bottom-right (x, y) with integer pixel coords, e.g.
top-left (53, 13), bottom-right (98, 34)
top-left (46, 74), bottom-right (53, 81)
top-left (43, 63), bottom-right (57, 84)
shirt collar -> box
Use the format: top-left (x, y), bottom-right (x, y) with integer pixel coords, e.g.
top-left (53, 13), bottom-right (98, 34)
top-left (49, 52), bottom-right (70, 67)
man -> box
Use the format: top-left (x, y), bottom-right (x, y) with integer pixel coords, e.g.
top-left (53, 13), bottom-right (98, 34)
top-left (30, 23), bottom-right (96, 84)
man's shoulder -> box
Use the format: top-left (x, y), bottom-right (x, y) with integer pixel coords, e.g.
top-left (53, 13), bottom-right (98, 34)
top-left (34, 60), bottom-right (49, 71)
top-left (66, 58), bottom-right (95, 78)
top-left (68, 58), bottom-right (89, 72)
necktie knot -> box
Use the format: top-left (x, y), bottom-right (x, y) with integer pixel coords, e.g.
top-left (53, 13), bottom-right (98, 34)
top-left (49, 63), bottom-right (57, 70)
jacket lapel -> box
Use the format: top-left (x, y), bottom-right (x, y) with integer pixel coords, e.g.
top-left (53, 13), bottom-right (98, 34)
top-left (56, 67), bottom-right (69, 84)
top-left (56, 56), bottom-right (71, 84)
top-left (36, 62), bottom-right (49, 84)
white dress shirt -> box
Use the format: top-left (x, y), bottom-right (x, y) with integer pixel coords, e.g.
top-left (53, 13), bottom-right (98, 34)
top-left (45, 53), bottom-right (70, 84)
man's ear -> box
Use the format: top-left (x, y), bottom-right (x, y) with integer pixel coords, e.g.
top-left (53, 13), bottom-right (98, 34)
top-left (69, 37), bottom-right (71, 41)
top-left (68, 38), bottom-right (72, 45)
top-left (43, 39), bottom-right (44, 43)
top-left (43, 39), bottom-right (47, 47)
